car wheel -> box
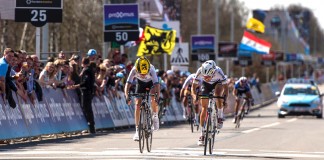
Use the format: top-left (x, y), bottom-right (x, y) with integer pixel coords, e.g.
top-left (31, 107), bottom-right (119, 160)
top-left (278, 114), bottom-right (285, 118)
top-left (316, 113), bottom-right (323, 119)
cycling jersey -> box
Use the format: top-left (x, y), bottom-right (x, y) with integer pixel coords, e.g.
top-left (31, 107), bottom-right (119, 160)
top-left (194, 66), bottom-right (227, 85)
top-left (234, 80), bottom-right (250, 94)
top-left (182, 74), bottom-right (202, 90)
top-left (126, 64), bottom-right (159, 84)
top-left (157, 76), bottom-right (167, 91)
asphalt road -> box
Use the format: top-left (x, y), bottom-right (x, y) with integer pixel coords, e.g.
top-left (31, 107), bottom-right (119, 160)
top-left (0, 86), bottom-right (324, 160)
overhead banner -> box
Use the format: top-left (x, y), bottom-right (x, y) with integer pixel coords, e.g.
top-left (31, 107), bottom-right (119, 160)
top-left (218, 42), bottom-right (237, 58)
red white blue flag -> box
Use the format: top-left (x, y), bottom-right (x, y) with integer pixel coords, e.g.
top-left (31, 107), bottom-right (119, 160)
top-left (239, 31), bottom-right (271, 54)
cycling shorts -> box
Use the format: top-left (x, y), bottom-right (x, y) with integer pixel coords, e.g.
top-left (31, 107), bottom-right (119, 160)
top-left (201, 81), bottom-right (218, 95)
top-left (136, 80), bottom-right (153, 94)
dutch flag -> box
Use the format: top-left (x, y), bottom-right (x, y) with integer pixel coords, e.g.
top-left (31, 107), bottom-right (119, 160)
top-left (239, 31), bottom-right (271, 54)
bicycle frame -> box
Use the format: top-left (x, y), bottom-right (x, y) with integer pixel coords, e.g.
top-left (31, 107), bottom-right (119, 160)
top-left (129, 91), bottom-right (156, 153)
top-left (187, 95), bottom-right (199, 133)
top-left (235, 96), bottom-right (250, 129)
top-left (198, 94), bottom-right (225, 155)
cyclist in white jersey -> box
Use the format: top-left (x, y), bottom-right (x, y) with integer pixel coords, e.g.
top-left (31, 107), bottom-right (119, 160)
top-left (191, 60), bottom-right (229, 146)
top-left (124, 57), bottom-right (160, 141)
top-left (180, 73), bottom-right (201, 125)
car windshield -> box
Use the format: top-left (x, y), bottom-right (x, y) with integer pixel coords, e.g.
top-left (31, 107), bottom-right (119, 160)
top-left (283, 86), bottom-right (319, 95)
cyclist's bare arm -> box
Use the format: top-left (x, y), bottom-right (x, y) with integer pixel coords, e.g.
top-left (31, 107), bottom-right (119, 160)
top-left (191, 80), bottom-right (199, 100)
top-left (124, 82), bottom-right (131, 99)
top-left (223, 82), bottom-right (229, 97)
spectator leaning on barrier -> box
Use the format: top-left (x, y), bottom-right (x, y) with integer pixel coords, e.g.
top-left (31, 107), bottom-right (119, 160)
top-left (38, 62), bottom-right (57, 88)
top-left (0, 48), bottom-right (14, 94)
top-left (4, 48), bottom-right (18, 108)
top-left (72, 57), bottom-right (96, 134)
top-left (10, 53), bottom-right (28, 103)
top-left (95, 64), bottom-right (108, 97)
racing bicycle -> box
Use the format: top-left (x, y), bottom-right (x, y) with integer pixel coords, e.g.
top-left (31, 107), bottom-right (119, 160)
top-left (198, 93), bottom-right (225, 155)
top-left (235, 96), bottom-right (250, 128)
top-left (129, 89), bottom-right (157, 153)
top-left (187, 94), bottom-right (199, 133)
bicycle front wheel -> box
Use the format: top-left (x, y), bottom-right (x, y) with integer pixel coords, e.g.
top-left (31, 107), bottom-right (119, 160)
top-left (138, 107), bottom-right (145, 153)
top-left (204, 113), bottom-right (211, 155)
top-left (209, 116), bottom-right (217, 154)
top-left (146, 108), bottom-right (153, 152)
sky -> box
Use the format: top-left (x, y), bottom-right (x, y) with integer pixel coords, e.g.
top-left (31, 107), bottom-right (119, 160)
top-left (240, 0), bottom-right (324, 29)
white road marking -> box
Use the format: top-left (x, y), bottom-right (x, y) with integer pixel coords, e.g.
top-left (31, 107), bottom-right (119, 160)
top-left (242, 122), bottom-right (280, 134)
top-left (260, 122), bottom-right (280, 128)
top-left (216, 149), bottom-right (251, 152)
top-left (1, 148), bottom-right (324, 159)
top-left (286, 118), bottom-right (297, 122)
top-left (259, 149), bottom-right (300, 153)
top-left (242, 128), bottom-right (260, 133)
top-left (0, 147), bottom-right (324, 160)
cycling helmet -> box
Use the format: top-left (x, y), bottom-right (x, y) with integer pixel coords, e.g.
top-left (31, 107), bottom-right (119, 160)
top-left (135, 56), bottom-right (150, 74)
top-left (201, 60), bottom-right (217, 76)
top-left (239, 77), bottom-right (248, 83)
top-left (116, 72), bottom-right (124, 78)
top-left (87, 49), bottom-right (97, 56)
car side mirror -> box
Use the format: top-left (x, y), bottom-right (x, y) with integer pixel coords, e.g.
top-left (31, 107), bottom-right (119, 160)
top-left (275, 91), bottom-right (281, 97)
top-left (320, 93), bottom-right (324, 97)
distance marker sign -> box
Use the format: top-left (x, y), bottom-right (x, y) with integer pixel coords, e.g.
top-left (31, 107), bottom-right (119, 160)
top-left (15, 0), bottom-right (63, 27)
top-left (103, 4), bottom-right (139, 44)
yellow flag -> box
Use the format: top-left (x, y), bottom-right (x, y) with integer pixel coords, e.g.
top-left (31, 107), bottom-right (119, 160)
top-left (246, 17), bottom-right (265, 33)
top-left (137, 26), bottom-right (176, 56)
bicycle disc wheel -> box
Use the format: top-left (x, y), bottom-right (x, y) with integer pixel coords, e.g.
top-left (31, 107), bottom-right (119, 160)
top-left (138, 108), bottom-right (145, 153)
top-left (204, 113), bottom-right (211, 155)
top-left (146, 110), bottom-right (153, 152)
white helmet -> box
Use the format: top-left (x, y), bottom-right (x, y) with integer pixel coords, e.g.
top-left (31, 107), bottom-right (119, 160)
top-left (201, 60), bottom-right (217, 76)
top-left (239, 76), bottom-right (248, 83)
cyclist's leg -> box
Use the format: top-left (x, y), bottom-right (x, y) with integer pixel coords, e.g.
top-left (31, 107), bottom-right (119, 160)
top-left (150, 84), bottom-right (160, 131)
top-left (214, 84), bottom-right (226, 129)
top-left (133, 80), bottom-right (146, 140)
top-left (233, 93), bottom-right (241, 123)
top-left (161, 89), bottom-right (168, 114)
top-left (245, 91), bottom-right (253, 113)
top-left (194, 99), bottom-right (200, 125)
top-left (198, 82), bottom-right (212, 145)
top-left (181, 91), bottom-right (188, 119)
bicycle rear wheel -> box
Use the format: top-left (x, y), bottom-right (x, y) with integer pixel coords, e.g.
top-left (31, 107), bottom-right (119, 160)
top-left (204, 113), bottom-right (211, 155)
top-left (146, 108), bottom-right (153, 152)
top-left (138, 108), bottom-right (145, 153)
